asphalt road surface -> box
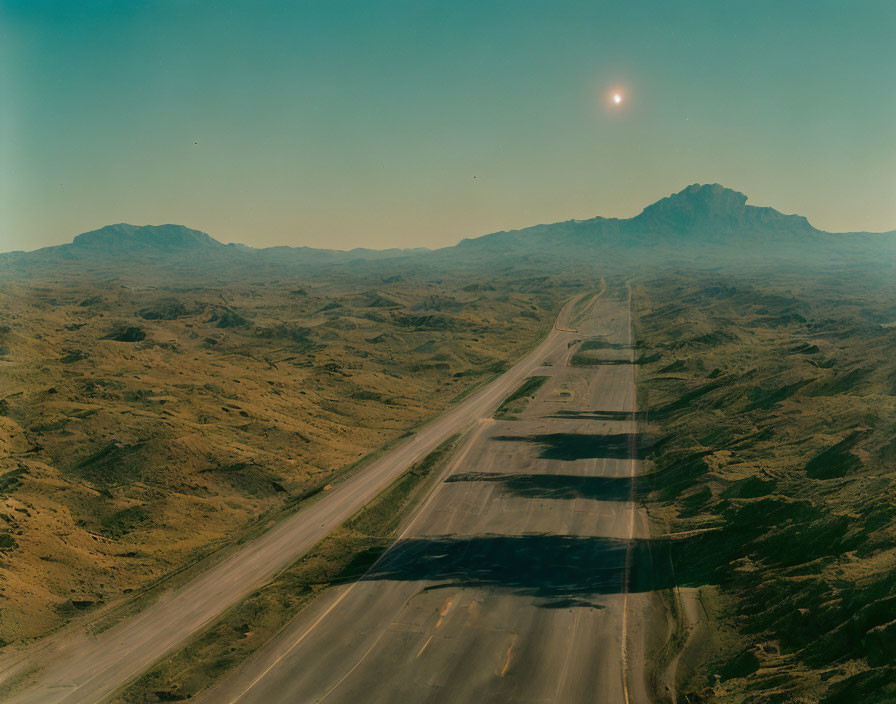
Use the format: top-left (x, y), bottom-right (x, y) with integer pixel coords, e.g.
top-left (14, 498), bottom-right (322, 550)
top-left (2, 294), bottom-right (599, 704)
top-left (198, 294), bottom-right (666, 704)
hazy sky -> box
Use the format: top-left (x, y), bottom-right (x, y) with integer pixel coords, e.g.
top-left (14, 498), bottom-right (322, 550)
top-left (2, 0), bottom-right (895, 253)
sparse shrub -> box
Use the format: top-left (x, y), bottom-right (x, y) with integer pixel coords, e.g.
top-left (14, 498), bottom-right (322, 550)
top-left (0, 533), bottom-right (18, 549)
top-left (101, 505), bottom-right (150, 537)
top-left (60, 349), bottom-right (87, 363)
top-left (254, 323), bottom-right (313, 346)
top-left (106, 326), bottom-right (147, 342)
top-left (207, 307), bottom-right (248, 328)
top-left (138, 300), bottom-right (189, 320)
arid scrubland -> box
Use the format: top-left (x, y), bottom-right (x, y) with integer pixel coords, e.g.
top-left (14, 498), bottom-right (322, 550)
top-left (1, 198), bottom-right (894, 704)
top-left (0, 273), bottom-right (572, 644)
top-left (633, 270), bottom-right (896, 703)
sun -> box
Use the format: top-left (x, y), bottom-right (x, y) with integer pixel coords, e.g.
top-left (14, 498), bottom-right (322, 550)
top-left (605, 87), bottom-right (627, 109)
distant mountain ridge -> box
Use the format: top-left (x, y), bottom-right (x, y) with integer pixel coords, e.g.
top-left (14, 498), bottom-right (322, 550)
top-left (72, 224), bottom-right (224, 252)
top-left (453, 183), bottom-right (822, 255)
top-left (2, 184), bottom-right (893, 278)
top-left (631, 183), bottom-right (815, 236)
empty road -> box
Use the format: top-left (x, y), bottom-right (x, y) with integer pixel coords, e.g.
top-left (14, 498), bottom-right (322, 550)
top-left (199, 294), bottom-right (667, 704)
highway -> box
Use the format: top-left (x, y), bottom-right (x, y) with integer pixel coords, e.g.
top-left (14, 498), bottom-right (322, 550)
top-left (198, 293), bottom-right (666, 704)
top-left (2, 293), bottom-right (598, 704)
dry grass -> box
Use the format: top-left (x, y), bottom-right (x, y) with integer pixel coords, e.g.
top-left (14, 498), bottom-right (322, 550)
top-left (0, 273), bottom-right (568, 645)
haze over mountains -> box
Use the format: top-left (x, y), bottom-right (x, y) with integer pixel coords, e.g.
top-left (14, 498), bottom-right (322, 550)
top-left (3, 183), bottom-right (895, 704)
top-left (3, 184), bottom-right (894, 279)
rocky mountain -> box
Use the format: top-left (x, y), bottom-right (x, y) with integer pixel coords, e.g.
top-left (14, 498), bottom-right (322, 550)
top-left (630, 183), bottom-right (816, 237)
top-left (452, 184), bottom-right (821, 254)
top-left (71, 224), bottom-right (224, 253)
top-left (441, 184), bottom-right (896, 269)
top-left (0, 223), bottom-right (426, 281)
top-left (2, 185), bottom-right (893, 280)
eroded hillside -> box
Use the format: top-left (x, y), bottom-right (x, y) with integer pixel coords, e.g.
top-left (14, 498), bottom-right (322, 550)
top-left (633, 271), bottom-right (896, 703)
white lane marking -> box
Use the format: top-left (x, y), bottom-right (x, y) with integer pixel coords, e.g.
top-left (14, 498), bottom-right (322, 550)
top-left (552, 606), bottom-right (581, 700)
top-left (620, 285), bottom-right (636, 704)
top-left (225, 587), bottom-right (354, 704)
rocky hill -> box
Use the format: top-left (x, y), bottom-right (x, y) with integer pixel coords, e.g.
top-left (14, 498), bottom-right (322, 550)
top-left (629, 183), bottom-right (815, 238)
top-left (71, 224), bottom-right (224, 253)
top-left (2, 185), bottom-right (893, 280)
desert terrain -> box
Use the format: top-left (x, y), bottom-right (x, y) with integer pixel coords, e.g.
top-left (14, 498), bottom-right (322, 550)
top-left (0, 272), bottom-right (573, 645)
top-left (1, 186), bottom-right (894, 703)
top-left (632, 269), bottom-right (896, 702)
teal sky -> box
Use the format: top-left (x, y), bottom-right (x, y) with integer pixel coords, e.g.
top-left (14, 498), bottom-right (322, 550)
top-left (2, 0), bottom-right (895, 252)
